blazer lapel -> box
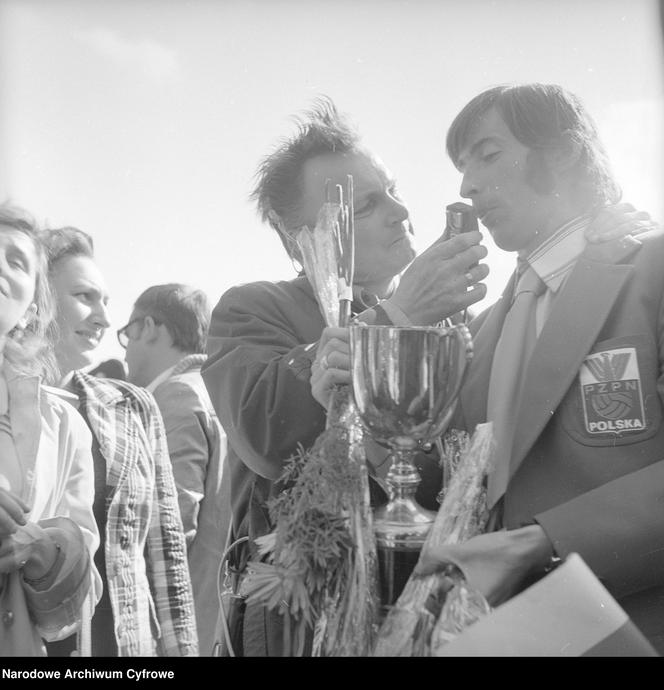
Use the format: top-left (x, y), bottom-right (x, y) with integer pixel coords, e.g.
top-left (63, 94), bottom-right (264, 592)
top-left (460, 273), bottom-right (517, 432)
top-left (509, 253), bottom-right (634, 479)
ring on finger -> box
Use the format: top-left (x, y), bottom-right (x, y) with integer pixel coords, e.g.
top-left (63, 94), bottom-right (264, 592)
top-left (320, 354), bottom-right (329, 370)
top-left (464, 271), bottom-right (474, 286)
top-left (19, 560), bottom-right (27, 569)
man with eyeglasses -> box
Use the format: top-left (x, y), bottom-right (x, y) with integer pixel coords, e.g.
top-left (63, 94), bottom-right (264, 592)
top-left (118, 283), bottom-right (231, 657)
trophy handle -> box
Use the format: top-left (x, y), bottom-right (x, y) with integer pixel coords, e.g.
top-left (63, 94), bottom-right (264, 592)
top-left (448, 323), bottom-right (473, 401)
top-left (431, 324), bottom-right (473, 495)
top-left (426, 323), bottom-right (473, 443)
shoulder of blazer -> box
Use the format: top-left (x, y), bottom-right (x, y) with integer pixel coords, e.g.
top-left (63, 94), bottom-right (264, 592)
top-left (583, 225), bottom-right (664, 266)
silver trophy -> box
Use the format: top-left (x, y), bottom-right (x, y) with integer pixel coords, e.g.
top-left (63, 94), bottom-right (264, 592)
top-left (349, 323), bottom-right (473, 610)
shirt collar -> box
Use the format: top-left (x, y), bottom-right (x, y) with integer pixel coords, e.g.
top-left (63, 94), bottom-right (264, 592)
top-left (146, 362), bottom-right (178, 393)
top-left (525, 214), bottom-right (592, 293)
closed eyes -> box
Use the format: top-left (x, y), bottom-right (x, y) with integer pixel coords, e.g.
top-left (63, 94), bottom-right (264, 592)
top-left (354, 184), bottom-right (400, 216)
top-left (481, 151), bottom-right (501, 163)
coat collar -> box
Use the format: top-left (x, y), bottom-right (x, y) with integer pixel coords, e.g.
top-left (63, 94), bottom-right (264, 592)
top-left (170, 353), bottom-right (206, 378)
top-left (72, 370), bottom-right (125, 406)
top-left (292, 273), bottom-right (387, 319)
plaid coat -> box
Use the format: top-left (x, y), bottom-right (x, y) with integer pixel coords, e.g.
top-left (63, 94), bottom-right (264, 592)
top-left (72, 372), bottom-right (198, 657)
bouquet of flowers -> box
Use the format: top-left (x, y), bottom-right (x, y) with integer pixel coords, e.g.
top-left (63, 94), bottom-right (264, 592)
top-left (241, 176), bottom-right (381, 656)
top-left (373, 422), bottom-right (495, 656)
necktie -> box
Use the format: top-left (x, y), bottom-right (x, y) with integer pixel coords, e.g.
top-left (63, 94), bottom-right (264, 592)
top-left (486, 263), bottom-right (546, 508)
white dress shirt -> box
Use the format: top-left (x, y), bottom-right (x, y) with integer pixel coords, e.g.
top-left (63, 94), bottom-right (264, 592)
top-left (524, 214), bottom-right (592, 336)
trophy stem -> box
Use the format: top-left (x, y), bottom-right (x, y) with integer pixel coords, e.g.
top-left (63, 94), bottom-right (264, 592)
top-left (374, 447), bottom-right (437, 612)
top-left (385, 446), bottom-right (425, 501)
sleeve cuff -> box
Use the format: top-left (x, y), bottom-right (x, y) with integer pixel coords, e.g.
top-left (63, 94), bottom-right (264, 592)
top-left (23, 518), bottom-right (92, 637)
top-left (379, 301), bottom-right (413, 326)
top-left (355, 302), bottom-right (413, 326)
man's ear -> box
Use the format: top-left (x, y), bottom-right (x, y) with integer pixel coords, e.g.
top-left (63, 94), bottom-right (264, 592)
top-left (267, 210), bottom-right (283, 230)
top-left (141, 316), bottom-right (162, 344)
top-left (17, 303), bottom-right (38, 331)
top-left (268, 210), bottom-right (303, 265)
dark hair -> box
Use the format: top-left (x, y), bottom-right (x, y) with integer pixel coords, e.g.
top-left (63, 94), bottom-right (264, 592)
top-left (251, 96), bottom-right (363, 239)
top-left (41, 226), bottom-right (94, 268)
top-left (446, 83), bottom-right (621, 211)
top-left (0, 203), bottom-right (57, 379)
top-left (134, 283), bottom-right (210, 354)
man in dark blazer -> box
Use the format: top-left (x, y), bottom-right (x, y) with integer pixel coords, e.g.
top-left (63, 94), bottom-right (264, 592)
top-left (416, 83), bottom-right (664, 653)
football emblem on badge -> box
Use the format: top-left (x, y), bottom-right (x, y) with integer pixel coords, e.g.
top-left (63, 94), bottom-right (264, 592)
top-left (591, 392), bottom-right (633, 420)
top-left (579, 347), bottom-right (646, 434)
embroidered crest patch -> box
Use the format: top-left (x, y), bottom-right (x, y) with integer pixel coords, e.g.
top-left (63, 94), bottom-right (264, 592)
top-left (579, 347), bottom-right (645, 434)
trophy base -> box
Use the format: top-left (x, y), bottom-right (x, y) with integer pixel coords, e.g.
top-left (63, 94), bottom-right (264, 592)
top-left (374, 497), bottom-right (437, 609)
top-left (376, 545), bottom-right (422, 611)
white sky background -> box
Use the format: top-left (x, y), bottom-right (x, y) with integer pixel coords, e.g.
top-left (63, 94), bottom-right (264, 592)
top-left (1, 0), bottom-right (662, 365)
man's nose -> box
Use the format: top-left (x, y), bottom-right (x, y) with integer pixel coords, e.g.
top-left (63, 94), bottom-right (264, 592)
top-left (460, 169), bottom-right (478, 200)
top-left (92, 301), bottom-right (111, 329)
top-left (387, 194), bottom-right (409, 224)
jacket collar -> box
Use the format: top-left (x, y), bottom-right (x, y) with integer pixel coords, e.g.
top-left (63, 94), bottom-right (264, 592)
top-left (72, 370), bottom-right (125, 406)
top-left (170, 353), bottom-right (207, 378)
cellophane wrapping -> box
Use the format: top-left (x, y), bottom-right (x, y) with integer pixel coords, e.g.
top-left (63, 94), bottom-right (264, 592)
top-left (242, 190), bottom-right (379, 655)
top-left (311, 387), bottom-right (380, 656)
top-left (373, 422), bottom-right (495, 656)
top-left (296, 203), bottom-right (344, 329)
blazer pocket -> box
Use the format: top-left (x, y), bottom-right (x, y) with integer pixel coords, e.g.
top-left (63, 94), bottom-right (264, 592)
top-left (560, 333), bottom-right (662, 447)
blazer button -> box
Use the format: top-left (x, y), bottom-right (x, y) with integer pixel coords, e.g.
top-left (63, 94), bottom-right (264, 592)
top-left (2, 610), bottom-right (14, 626)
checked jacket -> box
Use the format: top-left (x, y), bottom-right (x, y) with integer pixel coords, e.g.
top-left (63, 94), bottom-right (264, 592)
top-left (72, 372), bottom-right (198, 657)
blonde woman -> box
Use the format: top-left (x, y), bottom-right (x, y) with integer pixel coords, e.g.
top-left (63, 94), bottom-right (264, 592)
top-left (43, 226), bottom-right (197, 657)
top-left (0, 204), bottom-right (99, 656)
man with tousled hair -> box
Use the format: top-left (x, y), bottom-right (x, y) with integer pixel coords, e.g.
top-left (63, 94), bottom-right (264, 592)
top-left (121, 283), bottom-right (230, 656)
top-left (202, 97), bottom-right (489, 656)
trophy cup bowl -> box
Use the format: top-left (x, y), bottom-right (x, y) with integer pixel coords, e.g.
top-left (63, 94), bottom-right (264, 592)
top-left (349, 323), bottom-right (473, 610)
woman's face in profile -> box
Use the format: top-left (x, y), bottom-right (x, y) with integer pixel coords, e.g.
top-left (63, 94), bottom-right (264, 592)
top-left (0, 225), bottom-right (38, 342)
top-left (50, 254), bottom-right (111, 373)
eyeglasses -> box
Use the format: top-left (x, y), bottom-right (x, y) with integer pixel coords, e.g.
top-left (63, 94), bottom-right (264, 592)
top-left (116, 317), bottom-right (145, 349)
top-left (117, 315), bottom-right (163, 349)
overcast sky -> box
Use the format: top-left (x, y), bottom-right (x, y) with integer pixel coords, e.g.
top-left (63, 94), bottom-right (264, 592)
top-left (1, 0), bottom-right (662, 364)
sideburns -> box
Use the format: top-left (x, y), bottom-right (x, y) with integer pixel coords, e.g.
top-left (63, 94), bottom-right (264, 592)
top-left (525, 150), bottom-right (556, 195)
